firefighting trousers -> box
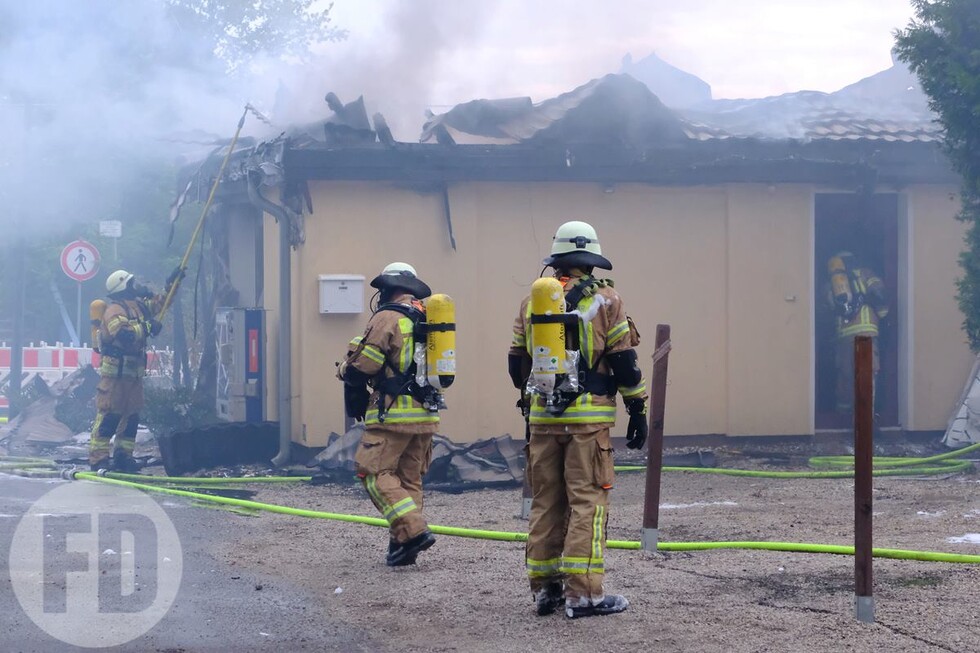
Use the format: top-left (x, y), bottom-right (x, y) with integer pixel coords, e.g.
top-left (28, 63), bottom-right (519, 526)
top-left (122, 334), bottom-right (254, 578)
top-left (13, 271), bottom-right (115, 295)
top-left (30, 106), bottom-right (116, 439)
top-left (835, 335), bottom-right (880, 412)
top-left (354, 427), bottom-right (434, 543)
top-left (525, 428), bottom-right (614, 602)
top-left (89, 376), bottom-right (144, 465)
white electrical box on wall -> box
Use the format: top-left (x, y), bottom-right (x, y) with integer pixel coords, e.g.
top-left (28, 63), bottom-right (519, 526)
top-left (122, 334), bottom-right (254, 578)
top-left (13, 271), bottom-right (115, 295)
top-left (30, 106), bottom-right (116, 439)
top-left (318, 274), bottom-right (365, 314)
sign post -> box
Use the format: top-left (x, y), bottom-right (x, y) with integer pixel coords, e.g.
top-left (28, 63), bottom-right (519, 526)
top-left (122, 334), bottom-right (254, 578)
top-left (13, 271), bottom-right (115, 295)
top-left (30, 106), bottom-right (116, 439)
top-left (99, 220), bottom-right (122, 259)
top-left (60, 240), bottom-right (100, 346)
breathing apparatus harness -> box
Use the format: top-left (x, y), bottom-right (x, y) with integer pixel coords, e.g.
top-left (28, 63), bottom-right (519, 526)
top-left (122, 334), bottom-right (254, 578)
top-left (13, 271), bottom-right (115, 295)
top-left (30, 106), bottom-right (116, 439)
top-left (529, 276), bottom-right (618, 416)
top-left (372, 302), bottom-right (447, 422)
top-left (97, 297), bottom-right (153, 379)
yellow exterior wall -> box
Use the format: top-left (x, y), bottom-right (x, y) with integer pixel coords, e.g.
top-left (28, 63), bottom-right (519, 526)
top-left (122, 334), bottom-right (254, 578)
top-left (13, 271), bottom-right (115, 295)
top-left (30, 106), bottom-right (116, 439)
top-left (909, 186), bottom-right (973, 430)
top-left (257, 180), bottom-right (971, 445)
top-left (725, 185), bottom-right (813, 435)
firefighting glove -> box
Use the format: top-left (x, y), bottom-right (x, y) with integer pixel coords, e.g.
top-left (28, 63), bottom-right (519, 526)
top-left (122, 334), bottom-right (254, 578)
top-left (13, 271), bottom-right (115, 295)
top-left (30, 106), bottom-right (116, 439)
top-left (625, 399), bottom-right (648, 450)
top-left (344, 383), bottom-right (370, 421)
top-left (146, 319), bottom-right (163, 337)
top-left (166, 266), bottom-right (186, 290)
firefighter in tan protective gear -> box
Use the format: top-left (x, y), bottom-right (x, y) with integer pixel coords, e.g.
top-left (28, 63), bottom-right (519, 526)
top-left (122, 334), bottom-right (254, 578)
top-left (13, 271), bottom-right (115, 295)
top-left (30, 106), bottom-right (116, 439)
top-left (509, 220), bottom-right (648, 619)
top-left (827, 250), bottom-right (889, 414)
top-left (339, 262), bottom-right (441, 566)
top-left (89, 268), bottom-right (182, 472)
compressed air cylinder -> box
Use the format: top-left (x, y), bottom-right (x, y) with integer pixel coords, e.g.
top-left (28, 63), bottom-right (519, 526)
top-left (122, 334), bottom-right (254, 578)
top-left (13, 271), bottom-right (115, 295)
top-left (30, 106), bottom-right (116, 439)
top-left (425, 293), bottom-right (456, 389)
top-left (828, 255), bottom-right (852, 307)
top-left (89, 299), bottom-right (107, 353)
top-left (529, 277), bottom-right (566, 395)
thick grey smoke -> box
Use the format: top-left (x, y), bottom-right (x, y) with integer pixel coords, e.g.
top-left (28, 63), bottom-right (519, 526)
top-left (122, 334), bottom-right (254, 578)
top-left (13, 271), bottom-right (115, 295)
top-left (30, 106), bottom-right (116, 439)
top-left (0, 2), bottom-right (281, 234)
top-left (0, 0), bottom-right (501, 238)
top-left (274, 0), bottom-right (498, 140)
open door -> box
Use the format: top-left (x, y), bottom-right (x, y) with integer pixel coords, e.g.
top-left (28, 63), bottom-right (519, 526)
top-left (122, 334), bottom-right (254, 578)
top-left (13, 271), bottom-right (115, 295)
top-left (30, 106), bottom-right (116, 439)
top-left (815, 193), bottom-right (899, 430)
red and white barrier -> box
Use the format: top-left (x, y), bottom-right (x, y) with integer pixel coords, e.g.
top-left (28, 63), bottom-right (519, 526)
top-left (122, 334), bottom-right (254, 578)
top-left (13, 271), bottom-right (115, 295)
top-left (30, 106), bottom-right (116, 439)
top-left (0, 343), bottom-right (172, 416)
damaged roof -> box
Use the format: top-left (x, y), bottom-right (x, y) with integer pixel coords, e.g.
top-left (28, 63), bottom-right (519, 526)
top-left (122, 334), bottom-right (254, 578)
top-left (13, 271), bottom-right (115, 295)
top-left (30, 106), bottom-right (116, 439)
top-left (421, 63), bottom-right (940, 146)
top-left (420, 74), bottom-right (689, 147)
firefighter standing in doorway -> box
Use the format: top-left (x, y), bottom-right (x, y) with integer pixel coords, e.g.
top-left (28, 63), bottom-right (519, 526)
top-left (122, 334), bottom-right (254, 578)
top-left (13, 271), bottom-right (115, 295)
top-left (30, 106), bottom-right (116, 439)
top-left (339, 262), bottom-right (445, 567)
top-left (827, 250), bottom-right (889, 414)
top-left (509, 220), bottom-right (647, 619)
top-left (89, 268), bottom-right (182, 471)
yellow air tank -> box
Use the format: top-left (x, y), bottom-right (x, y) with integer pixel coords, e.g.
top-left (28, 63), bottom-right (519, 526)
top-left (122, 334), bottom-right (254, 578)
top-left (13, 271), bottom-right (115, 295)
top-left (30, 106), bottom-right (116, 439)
top-left (529, 277), bottom-right (566, 395)
top-left (89, 299), bottom-right (107, 353)
top-left (425, 293), bottom-right (455, 389)
top-left (828, 255), bottom-right (853, 308)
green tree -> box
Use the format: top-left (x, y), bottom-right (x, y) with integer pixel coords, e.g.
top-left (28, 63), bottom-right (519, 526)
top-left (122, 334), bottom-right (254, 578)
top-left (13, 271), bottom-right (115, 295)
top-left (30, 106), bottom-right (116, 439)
top-left (895, 0), bottom-right (980, 351)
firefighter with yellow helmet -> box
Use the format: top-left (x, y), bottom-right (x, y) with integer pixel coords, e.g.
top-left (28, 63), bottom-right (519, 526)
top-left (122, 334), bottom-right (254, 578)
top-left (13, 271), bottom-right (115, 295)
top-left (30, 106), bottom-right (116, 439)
top-left (827, 250), bottom-right (889, 413)
top-left (338, 262), bottom-right (455, 566)
top-left (89, 267), bottom-right (183, 471)
top-left (509, 220), bottom-right (647, 618)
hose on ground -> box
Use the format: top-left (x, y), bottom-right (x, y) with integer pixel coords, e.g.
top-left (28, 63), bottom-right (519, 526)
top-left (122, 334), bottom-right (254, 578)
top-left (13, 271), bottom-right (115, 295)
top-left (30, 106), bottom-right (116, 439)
top-left (70, 470), bottom-right (980, 565)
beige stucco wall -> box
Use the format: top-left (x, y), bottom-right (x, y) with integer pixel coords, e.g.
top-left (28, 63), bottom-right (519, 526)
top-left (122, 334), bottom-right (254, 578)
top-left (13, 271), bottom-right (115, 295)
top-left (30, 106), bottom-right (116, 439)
top-left (908, 186), bottom-right (973, 430)
top-left (257, 180), bottom-right (971, 445)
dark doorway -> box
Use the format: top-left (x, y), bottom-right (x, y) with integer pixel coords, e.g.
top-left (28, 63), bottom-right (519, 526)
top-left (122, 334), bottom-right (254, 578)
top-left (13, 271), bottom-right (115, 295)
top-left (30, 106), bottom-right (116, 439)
top-left (815, 193), bottom-right (899, 429)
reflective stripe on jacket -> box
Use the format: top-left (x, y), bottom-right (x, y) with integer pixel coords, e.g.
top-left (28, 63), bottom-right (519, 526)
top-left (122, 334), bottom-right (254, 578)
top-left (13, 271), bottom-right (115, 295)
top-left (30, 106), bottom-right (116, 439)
top-left (837, 268), bottom-right (888, 338)
top-left (511, 274), bottom-right (647, 428)
top-left (346, 300), bottom-right (439, 427)
top-left (99, 299), bottom-right (150, 378)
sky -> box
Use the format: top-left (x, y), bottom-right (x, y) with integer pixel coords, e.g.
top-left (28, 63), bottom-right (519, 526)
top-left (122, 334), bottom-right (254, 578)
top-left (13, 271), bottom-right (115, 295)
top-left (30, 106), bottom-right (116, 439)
top-left (309, 0), bottom-right (917, 135)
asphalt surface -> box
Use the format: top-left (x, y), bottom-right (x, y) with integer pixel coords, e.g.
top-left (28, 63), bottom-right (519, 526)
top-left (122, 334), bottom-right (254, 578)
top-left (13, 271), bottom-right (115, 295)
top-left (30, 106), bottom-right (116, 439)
top-left (0, 473), bottom-right (375, 652)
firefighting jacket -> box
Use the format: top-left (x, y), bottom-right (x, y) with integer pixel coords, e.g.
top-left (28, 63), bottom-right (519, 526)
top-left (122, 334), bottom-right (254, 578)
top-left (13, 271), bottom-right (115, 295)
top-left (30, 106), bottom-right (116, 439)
top-left (510, 273), bottom-right (647, 431)
top-left (345, 298), bottom-right (440, 428)
top-left (98, 298), bottom-right (155, 378)
top-left (835, 267), bottom-right (889, 338)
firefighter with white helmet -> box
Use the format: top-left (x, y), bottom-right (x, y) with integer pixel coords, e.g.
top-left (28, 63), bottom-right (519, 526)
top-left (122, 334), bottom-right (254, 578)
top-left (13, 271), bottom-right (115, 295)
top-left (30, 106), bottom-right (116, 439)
top-left (338, 262), bottom-right (454, 566)
top-left (509, 220), bottom-right (647, 618)
top-left (88, 267), bottom-right (183, 471)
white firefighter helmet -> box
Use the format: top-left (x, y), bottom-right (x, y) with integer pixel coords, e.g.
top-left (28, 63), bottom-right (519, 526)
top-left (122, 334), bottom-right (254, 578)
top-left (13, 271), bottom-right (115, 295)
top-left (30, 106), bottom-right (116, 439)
top-left (369, 261), bottom-right (432, 298)
top-left (542, 220), bottom-right (612, 270)
top-left (105, 269), bottom-right (134, 295)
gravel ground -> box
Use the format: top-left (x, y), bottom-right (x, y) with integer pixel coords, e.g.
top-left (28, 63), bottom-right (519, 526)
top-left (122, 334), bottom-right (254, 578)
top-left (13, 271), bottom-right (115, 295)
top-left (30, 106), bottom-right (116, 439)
top-left (197, 461), bottom-right (980, 653)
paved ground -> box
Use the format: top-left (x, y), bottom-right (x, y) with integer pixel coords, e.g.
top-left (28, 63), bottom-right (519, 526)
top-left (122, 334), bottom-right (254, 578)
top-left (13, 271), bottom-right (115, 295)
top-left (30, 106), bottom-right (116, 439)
top-left (0, 474), bottom-right (373, 652)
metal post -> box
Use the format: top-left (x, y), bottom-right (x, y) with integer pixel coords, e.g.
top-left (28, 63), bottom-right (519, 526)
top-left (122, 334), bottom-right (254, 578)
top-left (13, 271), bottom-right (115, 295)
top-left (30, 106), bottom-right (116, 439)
top-left (75, 282), bottom-right (82, 348)
top-left (271, 212), bottom-right (292, 468)
top-left (854, 335), bottom-right (875, 623)
top-left (8, 241), bottom-right (25, 418)
top-left (642, 324), bottom-right (671, 552)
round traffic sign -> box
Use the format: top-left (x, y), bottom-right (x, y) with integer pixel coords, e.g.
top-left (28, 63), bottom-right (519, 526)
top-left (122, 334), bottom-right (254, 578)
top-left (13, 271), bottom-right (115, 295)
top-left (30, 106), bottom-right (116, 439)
top-left (61, 240), bottom-right (100, 282)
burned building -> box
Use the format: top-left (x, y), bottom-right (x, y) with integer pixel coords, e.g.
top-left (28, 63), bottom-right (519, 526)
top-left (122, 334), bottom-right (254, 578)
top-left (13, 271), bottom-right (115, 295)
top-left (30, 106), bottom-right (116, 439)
top-left (199, 64), bottom-right (970, 455)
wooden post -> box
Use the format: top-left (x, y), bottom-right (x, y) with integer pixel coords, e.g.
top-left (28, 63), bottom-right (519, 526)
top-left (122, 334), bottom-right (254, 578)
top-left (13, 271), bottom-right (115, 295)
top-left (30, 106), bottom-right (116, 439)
top-left (642, 324), bottom-right (671, 552)
top-left (854, 335), bottom-right (875, 623)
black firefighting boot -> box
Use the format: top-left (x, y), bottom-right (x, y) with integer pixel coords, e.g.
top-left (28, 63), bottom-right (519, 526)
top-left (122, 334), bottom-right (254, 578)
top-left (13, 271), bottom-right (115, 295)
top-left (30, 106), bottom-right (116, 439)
top-left (387, 537), bottom-right (418, 566)
top-left (534, 581), bottom-right (564, 616)
top-left (386, 530), bottom-right (436, 567)
top-left (90, 458), bottom-right (110, 472)
top-left (565, 594), bottom-right (629, 619)
top-left (111, 451), bottom-right (142, 474)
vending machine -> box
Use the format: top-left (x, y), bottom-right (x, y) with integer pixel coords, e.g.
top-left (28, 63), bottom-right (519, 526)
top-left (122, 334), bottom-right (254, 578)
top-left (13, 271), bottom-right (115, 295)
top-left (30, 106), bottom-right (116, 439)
top-left (216, 308), bottom-right (265, 422)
